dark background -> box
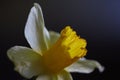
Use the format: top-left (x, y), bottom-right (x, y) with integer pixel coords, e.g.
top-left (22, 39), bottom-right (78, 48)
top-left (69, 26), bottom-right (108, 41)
top-left (1, 0), bottom-right (120, 80)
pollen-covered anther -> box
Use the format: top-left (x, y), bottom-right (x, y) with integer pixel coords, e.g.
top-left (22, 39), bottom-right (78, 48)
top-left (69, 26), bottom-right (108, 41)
top-left (43, 26), bottom-right (87, 73)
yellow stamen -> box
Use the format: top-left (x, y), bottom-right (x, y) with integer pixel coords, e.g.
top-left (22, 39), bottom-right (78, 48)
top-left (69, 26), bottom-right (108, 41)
top-left (43, 26), bottom-right (87, 73)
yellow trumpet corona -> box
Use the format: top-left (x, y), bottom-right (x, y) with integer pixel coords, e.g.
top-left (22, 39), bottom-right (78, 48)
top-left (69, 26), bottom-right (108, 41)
top-left (43, 26), bottom-right (87, 73)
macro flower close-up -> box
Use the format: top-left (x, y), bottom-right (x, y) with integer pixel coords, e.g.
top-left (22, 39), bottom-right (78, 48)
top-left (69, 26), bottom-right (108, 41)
top-left (7, 3), bottom-right (104, 80)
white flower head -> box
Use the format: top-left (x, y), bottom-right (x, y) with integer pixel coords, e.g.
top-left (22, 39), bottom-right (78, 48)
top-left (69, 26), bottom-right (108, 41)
top-left (7, 3), bottom-right (104, 80)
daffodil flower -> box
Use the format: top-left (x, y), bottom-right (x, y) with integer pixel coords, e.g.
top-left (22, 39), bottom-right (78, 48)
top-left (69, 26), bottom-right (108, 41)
top-left (7, 3), bottom-right (104, 80)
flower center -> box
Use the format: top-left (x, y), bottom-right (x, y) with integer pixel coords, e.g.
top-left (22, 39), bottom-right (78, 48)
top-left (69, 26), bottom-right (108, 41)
top-left (43, 26), bottom-right (87, 74)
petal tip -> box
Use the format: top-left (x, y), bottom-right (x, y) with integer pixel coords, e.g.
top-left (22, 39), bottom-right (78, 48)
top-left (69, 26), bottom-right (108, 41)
top-left (99, 65), bottom-right (105, 72)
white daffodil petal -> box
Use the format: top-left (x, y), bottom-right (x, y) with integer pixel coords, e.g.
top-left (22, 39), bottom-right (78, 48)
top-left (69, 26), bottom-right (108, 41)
top-left (7, 46), bottom-right (44, 79)
top-left (57, 70), bottom-right (73, 80)
top-left (49, 31), bottom-right (60, 46)
top-left (36, 70), bottom-right (73, 80)
top-left (65, 58), bottom-right (104, 73)
top-left (36, 74), bottom-right (57, 80)
top-left (25, 3), bottom-right (50, 54)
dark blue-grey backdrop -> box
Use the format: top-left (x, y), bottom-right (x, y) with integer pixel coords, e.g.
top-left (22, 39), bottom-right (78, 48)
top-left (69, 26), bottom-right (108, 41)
top-left (1, 0), bottom-right (120, 80)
